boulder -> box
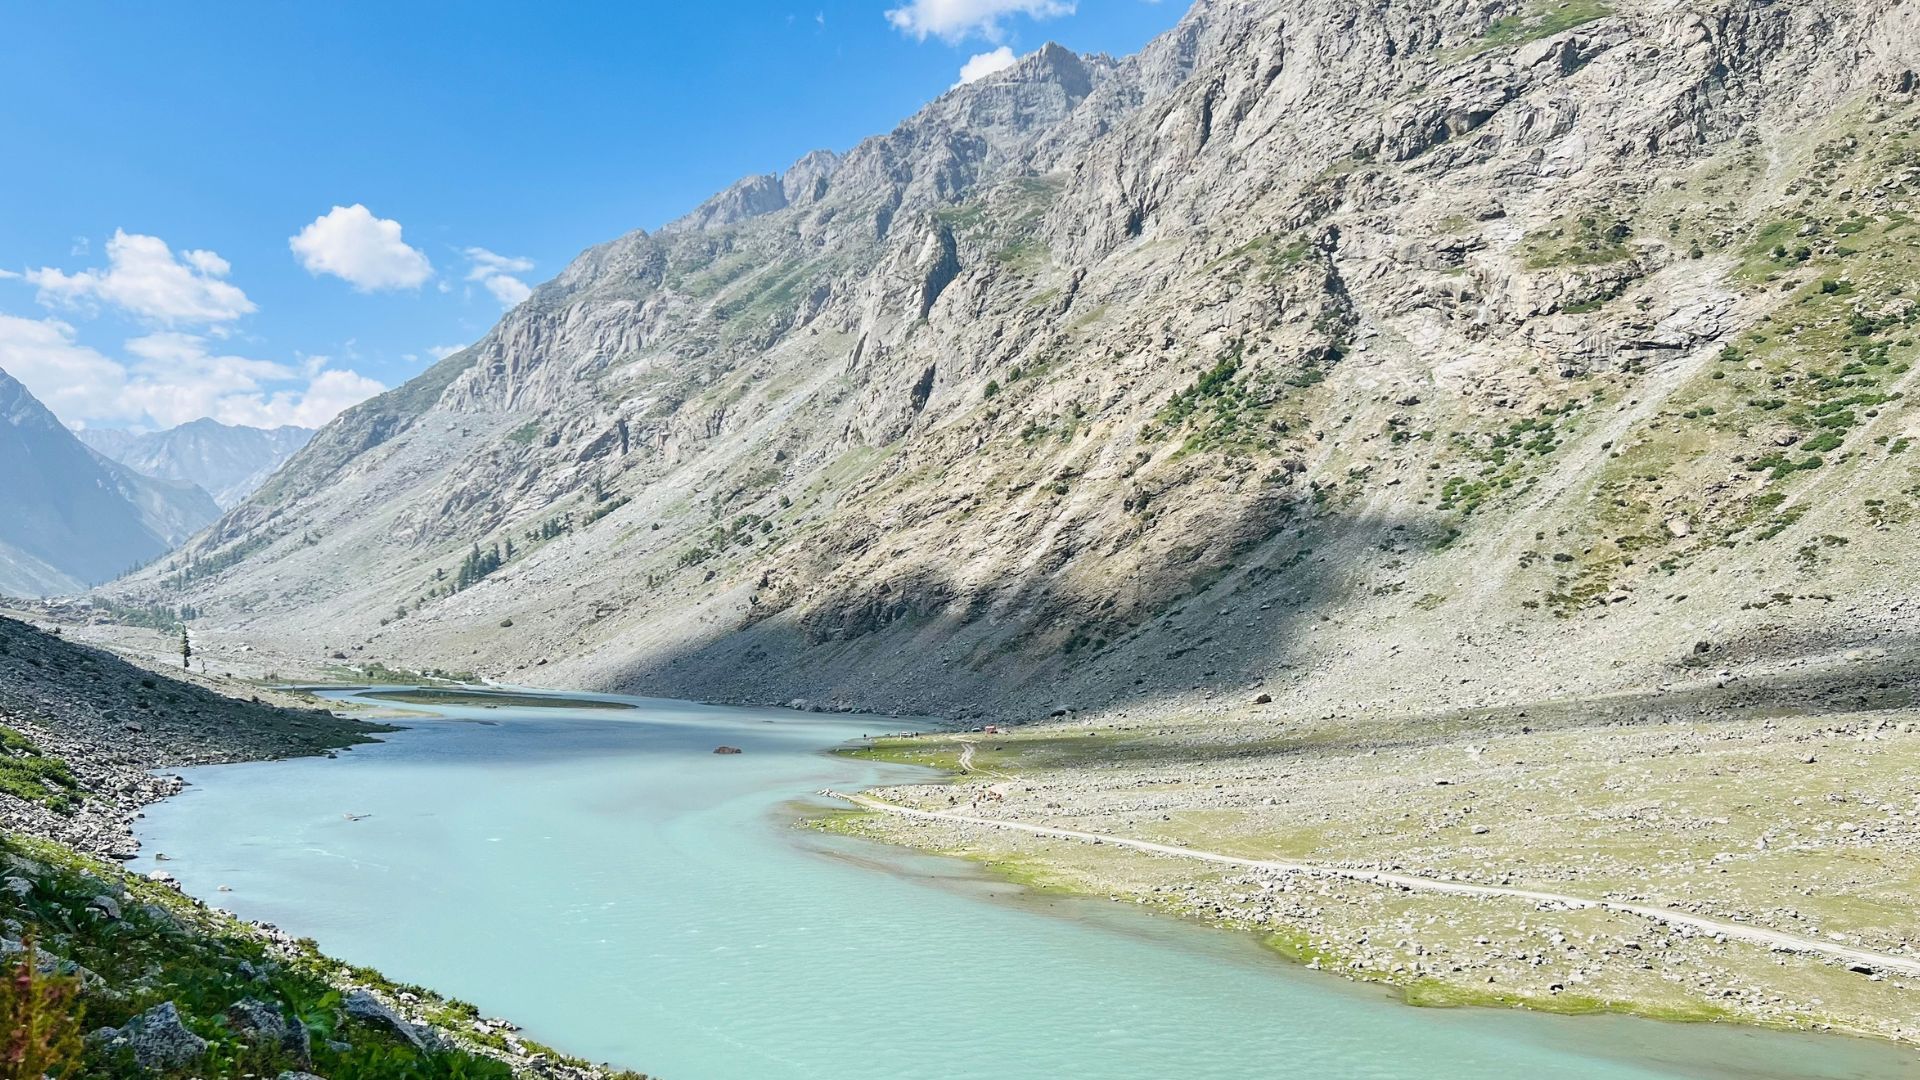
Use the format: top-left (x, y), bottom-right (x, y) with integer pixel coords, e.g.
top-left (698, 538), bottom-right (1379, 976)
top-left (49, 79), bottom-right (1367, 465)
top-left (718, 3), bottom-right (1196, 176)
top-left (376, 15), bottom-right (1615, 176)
top-left (342, 989), bottom-right (428, 1050)
top-left (118, 1001), bottom-right (209, 1070)
top-left (226, 997), bottom-right (311, 1065)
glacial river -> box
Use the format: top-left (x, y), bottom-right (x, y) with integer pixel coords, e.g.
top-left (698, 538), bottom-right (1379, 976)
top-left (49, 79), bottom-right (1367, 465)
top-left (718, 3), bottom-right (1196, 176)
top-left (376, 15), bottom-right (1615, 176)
top-left (132, 688), bottom-right (1915, 1079)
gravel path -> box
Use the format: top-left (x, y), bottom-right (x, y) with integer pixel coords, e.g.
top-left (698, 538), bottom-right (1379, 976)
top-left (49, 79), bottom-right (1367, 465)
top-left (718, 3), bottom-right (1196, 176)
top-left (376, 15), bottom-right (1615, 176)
top-left (827, 789), bottom-right (1920, 979)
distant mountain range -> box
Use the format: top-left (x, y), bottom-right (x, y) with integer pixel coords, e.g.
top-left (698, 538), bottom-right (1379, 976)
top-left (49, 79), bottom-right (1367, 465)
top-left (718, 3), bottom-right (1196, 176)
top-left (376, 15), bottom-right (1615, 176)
top-left (0, 369), bottom-right (221, 597)
top-left (77, 418), bottom-right (313, 509)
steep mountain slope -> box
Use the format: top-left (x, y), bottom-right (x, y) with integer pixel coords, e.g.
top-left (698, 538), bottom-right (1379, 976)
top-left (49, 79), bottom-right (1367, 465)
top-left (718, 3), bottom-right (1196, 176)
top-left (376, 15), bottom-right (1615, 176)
top-left (0, 371), bottom-right (219, 597)
top-left (79, 418), bottom-right (314, 508)
top-left (121, 0), bottom-right (1920, 718)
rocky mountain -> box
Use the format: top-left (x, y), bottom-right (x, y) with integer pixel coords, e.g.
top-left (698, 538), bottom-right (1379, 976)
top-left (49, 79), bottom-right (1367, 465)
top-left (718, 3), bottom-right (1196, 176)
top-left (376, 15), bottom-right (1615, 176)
top-left (78, 418), bottom-right (314, 508)
top-left (120, 0), bottom-right (1920, 719)
top-left (0, 370), bottom-right (220, 597)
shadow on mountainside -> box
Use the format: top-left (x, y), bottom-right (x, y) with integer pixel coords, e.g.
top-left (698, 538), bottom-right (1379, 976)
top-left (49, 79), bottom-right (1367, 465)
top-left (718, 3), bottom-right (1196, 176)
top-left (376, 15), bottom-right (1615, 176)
top-left (596, 496), bottom-right (1458, 721)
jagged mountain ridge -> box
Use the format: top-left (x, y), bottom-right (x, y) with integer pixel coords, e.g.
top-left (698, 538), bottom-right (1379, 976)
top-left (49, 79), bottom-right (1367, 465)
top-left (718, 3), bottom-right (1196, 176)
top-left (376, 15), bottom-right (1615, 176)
top-left (79, 418), bottom-right (314, 508)
top-left (124, 0), bottom-right (1920, 718)
top-left (0, 370), bottom-right (220, 597)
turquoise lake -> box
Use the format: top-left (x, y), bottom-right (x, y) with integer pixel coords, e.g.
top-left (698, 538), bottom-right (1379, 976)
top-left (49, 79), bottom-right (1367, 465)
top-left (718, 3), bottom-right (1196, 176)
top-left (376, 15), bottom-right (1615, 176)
top-left (132, 689), bottom-right (1918, 1079)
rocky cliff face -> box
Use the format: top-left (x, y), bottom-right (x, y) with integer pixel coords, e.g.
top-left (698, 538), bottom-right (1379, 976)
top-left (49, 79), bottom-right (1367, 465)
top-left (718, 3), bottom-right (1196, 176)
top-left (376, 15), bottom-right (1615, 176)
top-left (120, 0), bottom-right (1920, 718)
top-left (0, 371), bottom-right (219, 597)
top-left (80, 419), bottom-right (313, 508)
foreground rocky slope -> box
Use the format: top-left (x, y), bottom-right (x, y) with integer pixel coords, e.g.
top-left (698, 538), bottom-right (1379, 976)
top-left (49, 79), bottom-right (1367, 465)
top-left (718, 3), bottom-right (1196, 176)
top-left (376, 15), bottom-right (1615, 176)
top-left (117, 0), bottom-right (1919, 725)
top-left (0, 614), bottom-right (647, 1078)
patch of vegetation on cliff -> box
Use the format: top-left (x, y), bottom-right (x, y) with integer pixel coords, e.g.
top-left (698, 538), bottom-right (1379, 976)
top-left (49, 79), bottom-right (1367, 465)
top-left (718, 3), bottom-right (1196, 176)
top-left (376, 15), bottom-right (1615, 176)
top-left (1452, 0), bottom-right (1613, 59)
top-left (1538, 108), bottom-right (1920, 615)
top-left (1523, 213), bottom-right (1635, 269)
top-left (1147, 340), bottom-right (1335, 458)
top-left (0, 726), bottom-right (81, 811)
top-left (1426, 399), bottom-right (1586, 522)
top-left (162, 533), bottom-right (279, 590)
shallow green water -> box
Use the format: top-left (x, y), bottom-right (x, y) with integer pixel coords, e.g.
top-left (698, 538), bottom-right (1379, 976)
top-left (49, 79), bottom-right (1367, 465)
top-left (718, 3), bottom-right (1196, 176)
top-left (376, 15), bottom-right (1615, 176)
top-left (133, 689), bottom-right (1916, 1079)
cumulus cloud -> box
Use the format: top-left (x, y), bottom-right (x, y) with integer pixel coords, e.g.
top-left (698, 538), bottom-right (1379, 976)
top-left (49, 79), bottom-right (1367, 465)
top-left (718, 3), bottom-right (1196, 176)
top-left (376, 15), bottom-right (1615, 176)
top-left (211, 368), bottom-right (387, 429)
top-left (885, 0), bottom-right (1072, 42)
top-left (0, 315), bottom-right (131, 421)
top-left (425, 343), bottom-right (468, 361)
top-left (957, 45), bottom-right (1018, 85)
top-left (18, 230), bottom-right (255, 325)
top-left (0, 315), bottom-right (382, 430)
top-left (464, 247), bottom-right (534, 306)
top-left (289, 204), bottom-right (433, 291)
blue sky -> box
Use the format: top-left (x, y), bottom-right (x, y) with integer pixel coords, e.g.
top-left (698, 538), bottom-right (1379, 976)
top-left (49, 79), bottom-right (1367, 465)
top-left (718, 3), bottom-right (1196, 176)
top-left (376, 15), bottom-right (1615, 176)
top-left (0, 0), bottom-right (1183, 432)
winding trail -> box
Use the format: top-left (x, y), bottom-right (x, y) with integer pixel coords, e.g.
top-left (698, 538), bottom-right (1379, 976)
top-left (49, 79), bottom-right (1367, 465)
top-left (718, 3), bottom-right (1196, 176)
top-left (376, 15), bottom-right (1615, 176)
top-left (824, 789), bottom-right (1920, 979)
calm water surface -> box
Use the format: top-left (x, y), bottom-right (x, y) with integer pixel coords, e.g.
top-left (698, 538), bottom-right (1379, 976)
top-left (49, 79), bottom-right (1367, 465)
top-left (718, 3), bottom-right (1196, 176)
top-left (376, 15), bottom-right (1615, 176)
top-left (132, 689), bottom-right (1917, 1079)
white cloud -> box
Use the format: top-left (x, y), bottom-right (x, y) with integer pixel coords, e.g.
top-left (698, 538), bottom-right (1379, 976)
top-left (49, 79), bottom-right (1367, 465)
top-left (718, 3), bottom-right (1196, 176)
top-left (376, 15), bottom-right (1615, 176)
top-left (289, 204), bottom-right (433, 291)
top-left (213, 368), bottom-right (386, 429)
top-left (18, 230), bottom-right (255, 326)
top-left (425, 343), bottom-right (467, 361)
top-left (957, 45), bottom-right (1018, 85)
top-left (464, 247), bottom-right (534, 307)
top-left (885, 0), bottom-right (1072, 42)
top-left (0, 315), bottom-right (132, 421)
top-left (0, 315), bottom-right (381, 430)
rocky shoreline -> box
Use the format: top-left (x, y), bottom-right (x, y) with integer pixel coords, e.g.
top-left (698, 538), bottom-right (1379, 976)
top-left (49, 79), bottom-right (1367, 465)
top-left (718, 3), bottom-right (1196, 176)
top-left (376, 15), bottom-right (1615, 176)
top-left (819, 648), bottom-right (1920, 1051)
top-left (0, 612), bottom-right (650, 1080)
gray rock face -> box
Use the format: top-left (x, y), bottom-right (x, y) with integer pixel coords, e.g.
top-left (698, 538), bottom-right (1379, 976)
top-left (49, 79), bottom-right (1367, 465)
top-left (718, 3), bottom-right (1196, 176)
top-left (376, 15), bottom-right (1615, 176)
top-left (115, 1001), bottom-right (209, 1070)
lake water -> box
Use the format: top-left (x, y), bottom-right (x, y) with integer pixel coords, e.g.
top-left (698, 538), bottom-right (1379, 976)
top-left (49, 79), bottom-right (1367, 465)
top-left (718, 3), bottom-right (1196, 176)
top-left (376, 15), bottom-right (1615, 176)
top-left (132, 688), bottom-right (1917, 1079)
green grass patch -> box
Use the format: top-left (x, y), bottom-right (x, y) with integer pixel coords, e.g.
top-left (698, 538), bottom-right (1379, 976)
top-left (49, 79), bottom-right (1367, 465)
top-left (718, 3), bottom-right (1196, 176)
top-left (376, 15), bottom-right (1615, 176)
top-left (0, 726), bottom-right (81, 811)
top-left (1451, 0), bottom-right (1612, 59)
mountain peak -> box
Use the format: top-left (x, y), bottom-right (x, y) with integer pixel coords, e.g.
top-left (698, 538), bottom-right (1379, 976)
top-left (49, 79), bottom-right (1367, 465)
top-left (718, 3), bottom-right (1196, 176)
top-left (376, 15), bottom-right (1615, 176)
top-left (0, 374), bottom-right (218, 596)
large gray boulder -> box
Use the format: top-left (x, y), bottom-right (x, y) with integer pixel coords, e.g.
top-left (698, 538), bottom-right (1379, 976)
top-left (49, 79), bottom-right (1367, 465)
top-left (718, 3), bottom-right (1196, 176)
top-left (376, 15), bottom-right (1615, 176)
top-left (226, 996), bottom-right (312, 1065)
top-left (342, 988), bottom-right (428, 1049)
top-left (117, 1001), bottom-right (208, 1070)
